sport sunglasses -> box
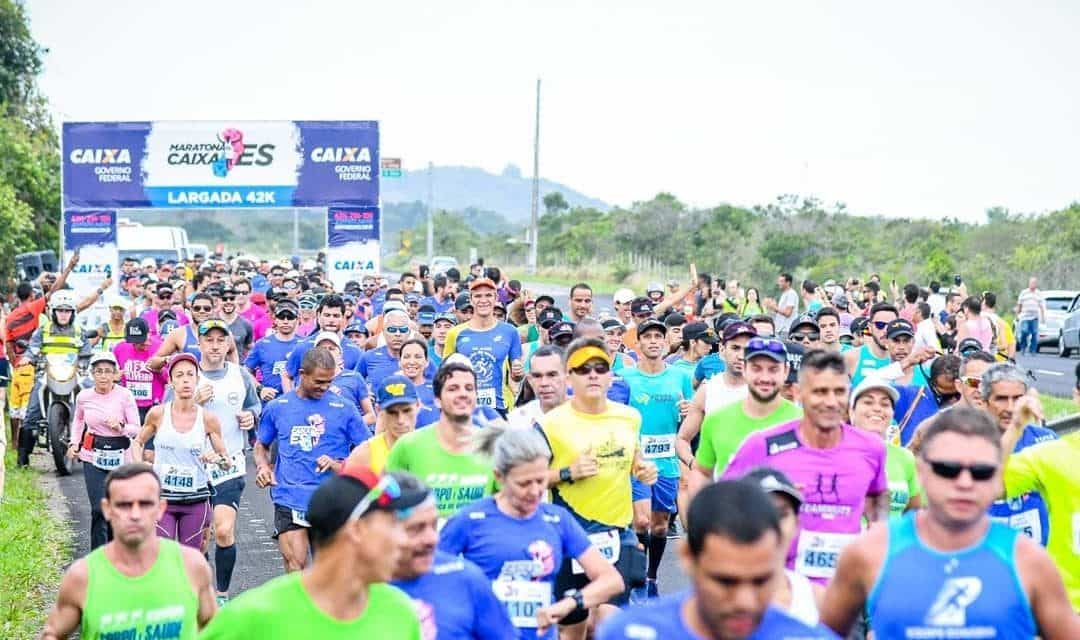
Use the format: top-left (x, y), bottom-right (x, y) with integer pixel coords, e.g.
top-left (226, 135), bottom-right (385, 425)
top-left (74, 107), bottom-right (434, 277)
top-left (925, 459), bottom-right (997, 481)
top-left (745, 337), bottom-right (786, 355)
top-left (348, 475), bottom-right (412, 520)
top-left (570, 361), bottom-right (610, 376)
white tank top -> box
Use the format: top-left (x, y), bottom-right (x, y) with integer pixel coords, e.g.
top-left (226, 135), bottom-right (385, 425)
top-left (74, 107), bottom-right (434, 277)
top-left (153, 403), bottom-right (211, 499)
top-left (204, 362), bottom-right (247, 455)
top-left (783, 569), bottom-right (820, 627)
top-left (704, 375), bottom-right (748, 414)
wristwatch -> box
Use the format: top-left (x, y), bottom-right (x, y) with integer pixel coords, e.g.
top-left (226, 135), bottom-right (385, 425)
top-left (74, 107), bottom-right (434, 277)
top-left (559, 467), bottom-right (573, 484)
top-left (563, 589), bottom-right (585, 611)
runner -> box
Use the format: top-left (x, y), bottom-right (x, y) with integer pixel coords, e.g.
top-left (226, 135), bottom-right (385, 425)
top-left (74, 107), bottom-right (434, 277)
top-left (282, 294), bottom-right (362, 391)
top-left (244, 298), bottom-right (300, 401)
top-left (317, 332), bottom-right (376, 420)
top-left (417, 304), bottom-right (436, 340)
top-left (821, 408), bottom-right (1079, 637)
top-left (815, 307), bottom-right (845, 352)
top-left (428, 312), bottom-right (455, 369)
top-left (596, 480), bottom-right (838, 639)
top-left (254, 347), bottom-right (371, 572)
top-left (669, 321), bottom-right (714, 377)
top-left (787, 314), bottom-right (821, 350)
top-left (981, 362), bottom-right (1056, 545)
top-left (723, 350), bottom-right (889, 584)
top-left (41, 464), bottom-right (217, 640)
top-left (384, 360), bottom-right (496, 521)
top-left (199, 466), bottom-right (425, 638)
top-left (539, 337), bottom-right (658, 633)
top-left (688, 337), bottom-right (801, 492)
top-left (390, 471), bottom-right (517, 640)
top-left (601, 318), bottom-right (635, 370)
top-left (145, 292), bottom-right (225, 372)
top-left (522, 307), bottom-right (562, 372)
top-left (568, 283), bottom-right (594, 323)
top-left (620, 319), bottom-right (693, 600)
top-left (67, 351), bottom-right (141, 550)
top-left (234, 278), bottom-right (271, 342)
top-left (113, 317), bottom-right (165, 423)
top-left (443, 277), bottom-right (524, 418)
top-left (398, 338), bottom-right (439, 426)
top-left (357, 305), bottom-right (412, 389)
top-left (131, 353), bottom-right (231, 551)
top-left (345, 375), bottom-right (419, 474)
top-left (742, 467), bottom-right (825, 626)
top-left (844, 302), bottom-right (898, 388)
top-left (94, 296), bottom-right (128, 352)
top-left (848, 378), bottom-right (922, 517)
top-left (454, 292), bottom-right (474, 325)
top-left (187, 319), bottom-right (262, 605)
top-left (216, 286), bottom-right (255, 360)
top-left (440, 423), bottom-right (624, 639)
top-left (343, 320), bottom-right (369, 350)
top-left (508, 345), bottom-right (567, 429)
top-left (1001, 388), bottom-right (1080, 610)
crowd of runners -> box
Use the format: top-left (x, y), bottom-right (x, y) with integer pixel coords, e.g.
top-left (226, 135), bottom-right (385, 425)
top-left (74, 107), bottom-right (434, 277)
top-left (1, 251), bottom-right (1077, 638)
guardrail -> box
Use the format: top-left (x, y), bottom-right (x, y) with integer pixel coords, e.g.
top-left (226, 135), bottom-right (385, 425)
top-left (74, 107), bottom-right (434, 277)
top-left (1047, 413), bottom-right (1080, 435)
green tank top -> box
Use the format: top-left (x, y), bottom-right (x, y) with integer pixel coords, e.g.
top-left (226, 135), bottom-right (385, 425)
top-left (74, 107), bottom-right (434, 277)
top-left (82, 539), bottom-right (199, 640)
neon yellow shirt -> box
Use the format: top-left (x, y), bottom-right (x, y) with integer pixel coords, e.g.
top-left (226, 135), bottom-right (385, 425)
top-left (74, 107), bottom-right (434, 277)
top-left (540, 401), bottom-right (641, 528)
top-left (1004, 431), bottom-right (1080, 611)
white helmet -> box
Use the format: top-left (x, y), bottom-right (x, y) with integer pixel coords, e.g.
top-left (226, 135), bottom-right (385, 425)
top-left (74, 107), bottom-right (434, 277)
top-left (50, 290), bottom-right (76, 311)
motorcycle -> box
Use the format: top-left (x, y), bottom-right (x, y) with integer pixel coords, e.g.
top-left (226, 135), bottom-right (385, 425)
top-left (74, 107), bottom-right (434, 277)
top-left (18, 330), bottom-right (97, 475)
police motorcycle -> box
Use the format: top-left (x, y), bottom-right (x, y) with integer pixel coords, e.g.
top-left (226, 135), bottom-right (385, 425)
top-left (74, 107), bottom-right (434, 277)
top-left (17, 293), bottom-right (98, 475)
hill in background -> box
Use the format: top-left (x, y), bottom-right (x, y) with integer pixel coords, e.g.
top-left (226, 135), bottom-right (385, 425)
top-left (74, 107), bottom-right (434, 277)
top-left (381, 163), bottom-right (609, 222)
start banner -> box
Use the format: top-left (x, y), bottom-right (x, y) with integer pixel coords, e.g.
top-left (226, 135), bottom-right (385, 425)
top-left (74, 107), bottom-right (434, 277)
top-left (326, 206), bottom-right (380, 290)
top-left (62, 121), bottom-right (379, 209)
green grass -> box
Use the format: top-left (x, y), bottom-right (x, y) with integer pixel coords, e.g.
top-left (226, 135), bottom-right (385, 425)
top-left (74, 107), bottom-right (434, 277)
top-left (1042, 394), bottom-right (1078, 422)
top-left (0, 453), bottom-right (71, 638)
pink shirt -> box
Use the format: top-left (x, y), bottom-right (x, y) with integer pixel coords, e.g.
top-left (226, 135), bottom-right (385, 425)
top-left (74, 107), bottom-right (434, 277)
top-left (114, 337), bottom-right (167, 407)
top-left (72, 386), bottom-right (141, 464)
top-left (141, 305), bottom-right (190, 336)
top-left (723, 420), bottom-right (887, 583)
top-left (240, 304), bottom-right (271, 341)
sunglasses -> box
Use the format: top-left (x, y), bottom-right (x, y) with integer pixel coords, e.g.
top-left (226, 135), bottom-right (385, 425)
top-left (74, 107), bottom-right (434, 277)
top-left (234, 290), bottom-right (250, 295)
top-left (348, 475), bottom-right (402, 521)
top-left (789, 333), bottom-right (820, 343)
top-left (221, 296), bottom-right (236, 302)
top-left (386, 326), bottom-right (410, 334)
top-left (926, 459), bottom-right (997, 481)
top-left (283, 283), bottom-right (299, 290)
top-left (158, 292), bottom-right (173, 299)
top-left (871, 320), bottom-right (890, 330)
top-left (191, 305), bottom-right (213, 313)
top-left (570, 361), bottom-right (610, 376)
top-left (960, 375), bottom-right (981, 389)
top-left (275, 311), bottom-right (298, 320)
top-left (746, 337), bottom-right (787, 355)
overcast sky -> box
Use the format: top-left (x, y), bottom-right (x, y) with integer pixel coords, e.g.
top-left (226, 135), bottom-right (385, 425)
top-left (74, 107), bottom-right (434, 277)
top-left (25, 0), bottom-right (1080, 221)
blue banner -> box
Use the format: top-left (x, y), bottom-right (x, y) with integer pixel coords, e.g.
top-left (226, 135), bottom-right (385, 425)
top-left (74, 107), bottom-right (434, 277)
top-left (62, 121), bottom-right (379, 209)
top-left (63, 210), bottom-right (117, 250)
top-left (327, 206), bottom-right (380, 247)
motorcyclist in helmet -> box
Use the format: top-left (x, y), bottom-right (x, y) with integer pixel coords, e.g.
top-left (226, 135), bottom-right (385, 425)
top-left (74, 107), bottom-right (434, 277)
top-left (18, 289), bottom-right (96, 465)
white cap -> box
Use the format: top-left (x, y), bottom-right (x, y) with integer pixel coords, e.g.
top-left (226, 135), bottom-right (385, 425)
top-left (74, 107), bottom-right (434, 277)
top-left (140, 257), bottom-right (157, 269)
top-left (443, 353), bottom-right (473, 370)
top-left (313, 331), bottom-right (341, 348)
top-left (383, 300), bottom-right (408, 314)
top-left (89, 351), bottom-right (118, 368)
top-left (106, 294), bottom-right (127, 309)
top-left (850, 377), bottom-right (900, 410)
top-left (613, 288), bottom-right (635, 305)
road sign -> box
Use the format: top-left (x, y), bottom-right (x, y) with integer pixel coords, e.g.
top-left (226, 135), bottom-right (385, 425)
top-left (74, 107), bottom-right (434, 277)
top-left (381, 157), bottom-right (402, 178)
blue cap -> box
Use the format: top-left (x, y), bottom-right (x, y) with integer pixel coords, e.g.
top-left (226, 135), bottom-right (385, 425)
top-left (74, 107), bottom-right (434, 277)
top-left (376, 375), bottom-right (418, 409)
top-left (418, 311), bottom-right (436, 325)
top-left (344, 321), bottom-right (368, 336)
top-left (405, 292), bottom-right (421, 304)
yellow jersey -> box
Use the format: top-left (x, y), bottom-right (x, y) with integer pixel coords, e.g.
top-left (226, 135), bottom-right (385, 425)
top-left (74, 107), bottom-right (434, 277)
top-left (540, 401), bottom-right (641, 528)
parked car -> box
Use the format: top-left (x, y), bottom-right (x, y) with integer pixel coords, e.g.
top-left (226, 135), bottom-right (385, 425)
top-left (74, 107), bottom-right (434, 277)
top-left (1011, 290), bottom-right (1077, 353)
top-left (430, 255), bottom-right (459, 276)
top-left (1058, 292), bottom-right (1080, 357)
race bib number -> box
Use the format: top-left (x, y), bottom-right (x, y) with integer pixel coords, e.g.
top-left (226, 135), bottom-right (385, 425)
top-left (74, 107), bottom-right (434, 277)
top-left (492, 579), bottom-right (552, 628)
top-left (91, 448), bottom-right (123, 471)
top-left (997, 509), bottom-right (1042, 542)
top-left (207, 451), bottom-right (246, 486)
top-left (572, 530), bottom-right (621, 574)
top-left (128, 380), bottom-right (152, 401)
top-left (291, 509), bottom-right (310, 527)
top-left (641, 434), bottom-right (676, 460)
top-left (794, 531), bottom-right (855, 580)
top-left (272, 361), bottom-right (287, 376)
top-left (476, 387), bottom-right (496, 407)
top-left (160, 464), bottom-right (197, 493)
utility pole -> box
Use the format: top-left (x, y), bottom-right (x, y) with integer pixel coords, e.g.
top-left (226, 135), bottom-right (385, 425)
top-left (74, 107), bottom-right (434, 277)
top-left (528, 77), bottom-right (541, 275)
top-left (426, 161), bottom-right (434, 263)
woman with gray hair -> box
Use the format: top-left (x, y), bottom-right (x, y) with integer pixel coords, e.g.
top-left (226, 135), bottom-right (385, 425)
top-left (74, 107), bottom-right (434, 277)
top-left (438, 422), bottom-right (623, 639)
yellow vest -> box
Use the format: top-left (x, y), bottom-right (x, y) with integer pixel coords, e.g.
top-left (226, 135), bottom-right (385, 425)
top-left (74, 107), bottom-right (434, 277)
top-left (40, 318), bottom-right (82, 355)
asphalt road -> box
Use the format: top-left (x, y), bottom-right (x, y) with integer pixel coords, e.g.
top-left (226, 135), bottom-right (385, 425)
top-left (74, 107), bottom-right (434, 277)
top-left (54, 451), bottom-right (692, 601)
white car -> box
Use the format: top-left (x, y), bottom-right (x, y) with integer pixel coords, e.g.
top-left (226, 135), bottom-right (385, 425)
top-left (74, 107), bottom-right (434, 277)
top-left (430, 255), bottom-right (459, 276)
top-left (1013, 290), bottom-right (1078, 352)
